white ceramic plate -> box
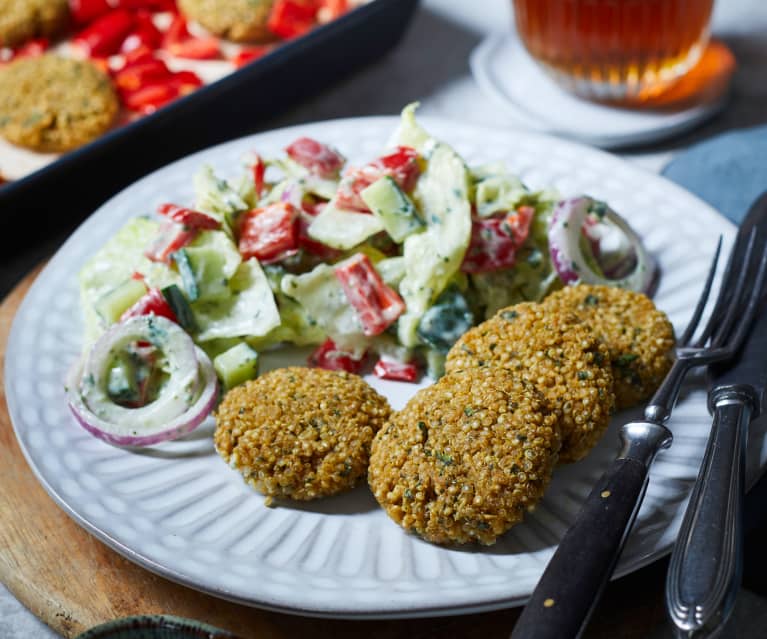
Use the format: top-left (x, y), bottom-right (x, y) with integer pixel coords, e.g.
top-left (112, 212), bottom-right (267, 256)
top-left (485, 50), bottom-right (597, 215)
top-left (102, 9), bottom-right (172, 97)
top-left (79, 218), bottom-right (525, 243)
top-left (470, 34), bottom-right (729, 149)
top-left (5, 116), bottom-right (754, 619)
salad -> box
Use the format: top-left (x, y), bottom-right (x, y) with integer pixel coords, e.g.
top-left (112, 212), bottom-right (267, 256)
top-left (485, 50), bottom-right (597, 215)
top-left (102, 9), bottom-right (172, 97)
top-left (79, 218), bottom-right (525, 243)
top-left (70, 103), bottom-right (655, 446)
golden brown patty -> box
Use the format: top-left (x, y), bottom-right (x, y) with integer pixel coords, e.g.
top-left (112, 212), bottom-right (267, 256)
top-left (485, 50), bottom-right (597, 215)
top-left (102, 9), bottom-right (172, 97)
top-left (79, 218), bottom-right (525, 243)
top-left (542, 284), bottom-right (675, 410)
top-left (178, 0), bottom-right (274, 42)
top-left (214, 367), bottom-right (391, 501)
top-left (0, 0), bottom-right (70, 48)
top-left (368, 367), bottom-right (560, 546)
top-left (445, 302), bottom-right (614, 463)
top-left (0, 55), bottom-right (118, 152)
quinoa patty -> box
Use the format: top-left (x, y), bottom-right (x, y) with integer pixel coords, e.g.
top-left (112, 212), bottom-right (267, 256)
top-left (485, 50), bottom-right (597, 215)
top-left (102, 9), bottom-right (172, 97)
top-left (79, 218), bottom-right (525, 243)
top-left (178, 0), bottom-right (274, 42)
top-left (542, 284), bottom-right (675, 410)
top-left (445, 302), bottom-right (614, 463)
top-left (214, 367), bottom-right (391, 502)
top-left (0, 0), bottom-right (70, 48)
top-left (0, 55), bottom-right (118, 152)
top-left (368, 367), bottom-right (560, 546)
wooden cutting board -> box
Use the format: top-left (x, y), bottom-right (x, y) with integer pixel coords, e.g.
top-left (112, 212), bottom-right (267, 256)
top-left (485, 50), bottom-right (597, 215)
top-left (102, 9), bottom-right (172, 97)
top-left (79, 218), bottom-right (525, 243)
top-left (0, 268), bottom-right (666, 639)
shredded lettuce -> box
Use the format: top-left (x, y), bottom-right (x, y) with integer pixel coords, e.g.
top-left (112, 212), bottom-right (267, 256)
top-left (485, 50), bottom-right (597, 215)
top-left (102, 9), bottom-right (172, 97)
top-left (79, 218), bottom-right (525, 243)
top-left (193, 258), bottom-right (280, 341)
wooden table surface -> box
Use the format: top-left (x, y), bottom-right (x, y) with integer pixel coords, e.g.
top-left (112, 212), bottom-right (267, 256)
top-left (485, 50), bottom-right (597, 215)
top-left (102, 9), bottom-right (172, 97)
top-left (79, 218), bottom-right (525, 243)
top-left (0, 268), bottom-right (671, 638)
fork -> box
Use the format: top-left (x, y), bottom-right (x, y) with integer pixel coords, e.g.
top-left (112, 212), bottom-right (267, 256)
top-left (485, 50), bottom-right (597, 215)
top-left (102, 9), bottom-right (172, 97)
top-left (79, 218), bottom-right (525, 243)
top-left (510, 229), bottom-right (767, 639)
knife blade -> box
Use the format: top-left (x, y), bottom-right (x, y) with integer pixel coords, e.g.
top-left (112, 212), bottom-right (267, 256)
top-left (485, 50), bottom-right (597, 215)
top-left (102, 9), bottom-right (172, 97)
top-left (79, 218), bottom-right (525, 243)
top-left (665, 191), bottom-right (767, 638)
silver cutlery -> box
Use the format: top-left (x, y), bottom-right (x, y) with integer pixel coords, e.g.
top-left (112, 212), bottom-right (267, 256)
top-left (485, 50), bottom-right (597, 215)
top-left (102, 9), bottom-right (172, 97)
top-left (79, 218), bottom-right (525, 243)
top-left (666, 191), bottom-right (767, 638)
top-left (511, 214), bottom-right (767, 639)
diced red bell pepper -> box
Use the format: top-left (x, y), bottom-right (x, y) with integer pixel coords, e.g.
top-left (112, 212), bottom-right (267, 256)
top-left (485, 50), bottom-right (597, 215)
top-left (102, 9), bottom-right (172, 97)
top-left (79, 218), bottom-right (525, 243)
top-left (374, 146), bottom-right (421, 193)
top-left (505, 204), bottom-right (535, 247)
top-left (251, 153), bottom-right (266, 197)
top-left (73, 9), bottom-right (136, 58)
top-left (461, 218), bottom-right (518, 274)
top-left (334, 253), bottom-right (405, 336)
top-left (232, 46), bottom-right (271, 68)
top-left (285, 137), bottom-right (345, 179)
top-left (296, 213), bottom-right (342, 261)
top-left (145, 219), bottom-right (197, 262)
top-left (373, 358), bottom-right (419, 382)
top-left (460, 206), bottom-right (534, 274)
top-left (157, 203), bottom-right (221, 230)
top-left (316, 0), bottom-right (348, 22)
top-left (114, 58), bottom-right (172, 91)
top-left (335, 146), bottom-right (420, 211)
top-left (267, 0), bottom-right (317, 39)
top-left (238, 202), bottom-right (299, 263)
top-left (69, 0), bottom-right (113, 25)
top-left (120, 288), bottom-right (178, 323)
top-left (301, 199), bottom-right (326, 217)
top-left (309, 338), bottom-right (365, 373)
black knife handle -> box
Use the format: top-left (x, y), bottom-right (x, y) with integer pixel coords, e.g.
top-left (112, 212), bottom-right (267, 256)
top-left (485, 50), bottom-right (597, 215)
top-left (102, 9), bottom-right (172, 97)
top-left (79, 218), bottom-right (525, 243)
top-left (511, 422), bottom-right (672, 639)
top-left (665, 388), bottom-right (754, 637)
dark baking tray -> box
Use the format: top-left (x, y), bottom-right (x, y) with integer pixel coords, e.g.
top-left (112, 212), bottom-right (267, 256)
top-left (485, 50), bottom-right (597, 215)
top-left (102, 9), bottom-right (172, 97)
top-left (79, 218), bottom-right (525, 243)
top-left (0, 0), bottom-right (418, 253)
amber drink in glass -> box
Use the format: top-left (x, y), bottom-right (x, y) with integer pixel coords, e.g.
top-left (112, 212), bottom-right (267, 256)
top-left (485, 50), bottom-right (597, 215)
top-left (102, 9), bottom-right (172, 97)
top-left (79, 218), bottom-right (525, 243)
top-left (512, 0), bottom-right (715, 103)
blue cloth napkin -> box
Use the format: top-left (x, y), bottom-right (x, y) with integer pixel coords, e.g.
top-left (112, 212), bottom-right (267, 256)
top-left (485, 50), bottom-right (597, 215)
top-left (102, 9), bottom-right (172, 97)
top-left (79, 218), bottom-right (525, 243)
top-left (662, 124), bottom-right (767, 225)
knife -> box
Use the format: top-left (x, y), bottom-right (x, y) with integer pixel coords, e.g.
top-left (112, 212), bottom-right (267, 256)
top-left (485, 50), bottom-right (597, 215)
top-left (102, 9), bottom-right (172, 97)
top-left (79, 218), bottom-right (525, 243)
top-left (665, 194), bottom-right (767, 637)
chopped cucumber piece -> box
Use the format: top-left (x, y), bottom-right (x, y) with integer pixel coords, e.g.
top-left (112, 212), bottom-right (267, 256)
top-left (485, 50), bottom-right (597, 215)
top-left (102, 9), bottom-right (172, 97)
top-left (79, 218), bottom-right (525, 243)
top-left (416, 285), bottom-right (474, 354)
top-left (214, 342), bottom-right (260, 390)
top-left (161, 285), bottom-right (198, 333)
top-left (172, 249), bottom-right (199, 302)
top-left (361, 176), bottom-right (424, 242)
top-left (94, 279), bottom-right (147, 325)
top-left (181, 246), bottom-right (230, 302)
top-left (307, 201), bottom-right (384, 249)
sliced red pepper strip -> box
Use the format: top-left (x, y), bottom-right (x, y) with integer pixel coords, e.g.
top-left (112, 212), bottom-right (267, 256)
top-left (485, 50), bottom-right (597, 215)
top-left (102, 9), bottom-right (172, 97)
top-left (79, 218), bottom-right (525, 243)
top-left (285, 137), bottom-right (345, 179)
top-left (73, 9), bottom-right (136, 58)
top-left (122, 82), bottom-right (178, 114)
top-left (238, 202), bottom-right (299, 263)
top-left (309, 338), bottom-right (365, 374)
top-left (373, 358), bottom-right (419, 382)
top-left (166, 36), bottom-right (220, 59)
top-left (120, 12), bottom-right (163, 54)
top-left (267, 0), bottom-right (317, 39)
top-left (69, 0), bottom-right (113, 25)
top-left (334, 253), bottom-right (405, 336)
top-left (157, 203), bottom-right (221, 230)
top-left (114, 58), bottom-right (172, 91)
top-left (119, 288), bottom-right (178, 323)
top-left (14, 38), bottom-right (49, 58)
top-left (145, 219), bottom-right (197, 263)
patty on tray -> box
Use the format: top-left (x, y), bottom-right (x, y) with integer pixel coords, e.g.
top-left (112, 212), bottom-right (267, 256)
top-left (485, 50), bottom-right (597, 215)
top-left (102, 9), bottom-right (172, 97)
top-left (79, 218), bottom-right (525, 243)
top-left (368, 367), bottom-right (560, 546)
top-left (0, 55), bottom-right (118, 153)
top-left (445, 302), bottom-right (615, 463)
top-left (214, 367), bottom-right (392, 502)
top-left (0, 0), bottom-right (70, 48)
top-left (178, 0), bottom-right (274, 42)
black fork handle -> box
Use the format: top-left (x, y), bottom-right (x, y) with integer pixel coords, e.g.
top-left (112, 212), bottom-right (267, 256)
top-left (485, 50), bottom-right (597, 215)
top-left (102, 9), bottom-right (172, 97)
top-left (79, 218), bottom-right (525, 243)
top-left (511, 422), bottom-right (672, 639)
